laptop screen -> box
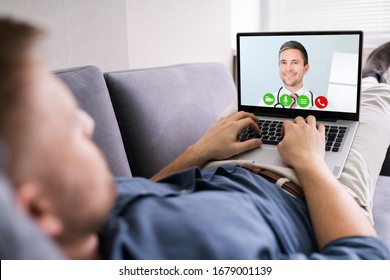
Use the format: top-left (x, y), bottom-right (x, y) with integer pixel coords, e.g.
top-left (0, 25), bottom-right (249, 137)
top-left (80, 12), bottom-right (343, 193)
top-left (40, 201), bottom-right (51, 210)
top-left (237, 31), bottom-right (363, 121)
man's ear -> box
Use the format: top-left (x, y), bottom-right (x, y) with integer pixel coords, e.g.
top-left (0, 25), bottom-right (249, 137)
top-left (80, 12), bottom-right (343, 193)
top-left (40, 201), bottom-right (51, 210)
top-left (15, 182), bottom-right (63, 238)
top-left (304, 63), bottom-right (310, 74)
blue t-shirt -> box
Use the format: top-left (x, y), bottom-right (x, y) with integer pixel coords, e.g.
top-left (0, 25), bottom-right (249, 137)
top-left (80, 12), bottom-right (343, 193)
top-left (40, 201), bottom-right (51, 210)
top-left (99, 165), bottom-right (389, 259)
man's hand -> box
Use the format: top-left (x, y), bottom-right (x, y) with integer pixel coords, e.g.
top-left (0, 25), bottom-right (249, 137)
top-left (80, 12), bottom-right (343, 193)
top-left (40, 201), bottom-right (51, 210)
top-left (278, 115), bottom-right (325, 169)
top-left (277, 116), bottom-right (376, 249)
top-left (151, 111), bottom-right (261, 181)
top-left (192, 111), bottom-right (262, 162)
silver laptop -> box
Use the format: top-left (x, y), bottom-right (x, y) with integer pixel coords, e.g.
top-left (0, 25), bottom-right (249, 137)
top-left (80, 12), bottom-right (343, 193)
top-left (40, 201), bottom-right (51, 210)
top-left (232, 31), bottom-right (363, 178)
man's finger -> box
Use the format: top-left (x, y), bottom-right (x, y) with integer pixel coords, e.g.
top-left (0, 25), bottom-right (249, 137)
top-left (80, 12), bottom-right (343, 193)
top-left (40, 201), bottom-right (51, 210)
top-left (294, 116), bottom-right (305, 124)
top-left (237, 117), bottom-right (260, 134)
top-left (317, 123), bottom-right (326, 136)
top-left (234, 138), bottom-right (262, 154)
top-left (229, 111), bottom-right (258, 122)
top-left (281, 119), bottom-right (294, 136)
top-left (305, 115), bottom-right (317, 127)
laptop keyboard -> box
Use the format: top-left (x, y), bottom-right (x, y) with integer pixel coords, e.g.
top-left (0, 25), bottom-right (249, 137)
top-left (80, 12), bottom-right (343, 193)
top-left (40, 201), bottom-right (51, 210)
top-left (236, 120), bottom-right (348, 152)
top-left (324, 125), bottom-right (347, 152)
top-left (237, 120), bottom-right (283, 145)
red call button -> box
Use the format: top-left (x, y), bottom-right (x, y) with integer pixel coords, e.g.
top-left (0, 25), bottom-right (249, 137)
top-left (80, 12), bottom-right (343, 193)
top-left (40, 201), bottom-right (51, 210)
top-left (315, 96), bottom-right (328, 109)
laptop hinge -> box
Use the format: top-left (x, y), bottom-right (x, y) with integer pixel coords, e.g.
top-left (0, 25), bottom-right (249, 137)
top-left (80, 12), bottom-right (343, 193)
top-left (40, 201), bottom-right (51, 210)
top-left (317, 118), bottom-right (337, 122)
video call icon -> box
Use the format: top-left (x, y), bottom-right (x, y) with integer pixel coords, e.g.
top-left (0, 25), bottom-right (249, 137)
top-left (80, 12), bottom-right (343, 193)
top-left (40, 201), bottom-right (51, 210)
top-left (263, 93), bottom-right (275, 105)
top-left (315, 96), bottom-right (328, 109)
top-left (280, 94), bottom-right (292, 107)
top-left (297, 95), bottom-right (310, 108)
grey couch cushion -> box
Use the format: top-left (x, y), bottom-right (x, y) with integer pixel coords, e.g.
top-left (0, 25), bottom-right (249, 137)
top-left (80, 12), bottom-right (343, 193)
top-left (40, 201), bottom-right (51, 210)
top-left (55, 66), bottom-right (131, 177)
top-left (105, 63), bottom-right (237, 178)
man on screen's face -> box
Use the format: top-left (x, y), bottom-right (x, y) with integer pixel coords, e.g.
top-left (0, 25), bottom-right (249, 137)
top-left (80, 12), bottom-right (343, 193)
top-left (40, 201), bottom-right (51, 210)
top-left (278, 41), bottom-right (309, 93)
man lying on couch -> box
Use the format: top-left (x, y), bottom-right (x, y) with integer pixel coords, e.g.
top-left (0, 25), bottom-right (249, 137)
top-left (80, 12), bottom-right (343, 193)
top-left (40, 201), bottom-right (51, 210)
top-left (0, 17), bottom-right (389, 260)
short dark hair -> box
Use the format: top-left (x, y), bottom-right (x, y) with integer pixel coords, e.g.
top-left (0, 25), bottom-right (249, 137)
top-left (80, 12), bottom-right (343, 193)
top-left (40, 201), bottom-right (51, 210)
top-left (0, 18), bottom-right (42, 134)
top-left (279, 40), bottom-right (308, 65)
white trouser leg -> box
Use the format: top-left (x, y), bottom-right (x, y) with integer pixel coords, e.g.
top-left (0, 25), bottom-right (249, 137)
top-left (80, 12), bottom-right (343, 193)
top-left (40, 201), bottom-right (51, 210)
top-left (338, 77), bottom-right (390, 217)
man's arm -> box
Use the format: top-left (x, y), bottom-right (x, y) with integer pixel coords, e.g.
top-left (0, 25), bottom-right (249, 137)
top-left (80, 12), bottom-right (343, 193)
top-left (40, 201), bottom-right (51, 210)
top-left (151, 111), bottom-right (262, 181)
top-left (278, 116), bottom-right (376, 250)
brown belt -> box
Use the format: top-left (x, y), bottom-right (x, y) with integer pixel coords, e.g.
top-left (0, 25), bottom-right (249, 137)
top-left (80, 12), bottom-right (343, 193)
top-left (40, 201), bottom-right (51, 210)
top-left (242, 166), bottom-right (306, 202)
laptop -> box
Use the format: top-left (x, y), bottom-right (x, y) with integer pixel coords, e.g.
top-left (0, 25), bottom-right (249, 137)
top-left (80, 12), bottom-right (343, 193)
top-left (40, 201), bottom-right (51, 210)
top-left (232, 31), bottom-right (363, 178)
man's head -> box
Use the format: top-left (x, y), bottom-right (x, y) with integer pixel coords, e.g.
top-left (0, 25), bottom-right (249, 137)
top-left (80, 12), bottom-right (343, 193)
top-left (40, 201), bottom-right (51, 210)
top-left (278, 40), bottom-right (309, 91)
top-left (0, 18), bottom-right (116, 257)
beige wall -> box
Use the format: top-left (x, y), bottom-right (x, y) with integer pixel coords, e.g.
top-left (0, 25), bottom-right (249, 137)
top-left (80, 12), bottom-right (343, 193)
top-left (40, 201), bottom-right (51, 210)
top-left (126, 0), bottom-right (232, 70)
top-left (0, 0), bottom-right (129, 71)
top-left (0, 0), bottom-right (233, 72)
